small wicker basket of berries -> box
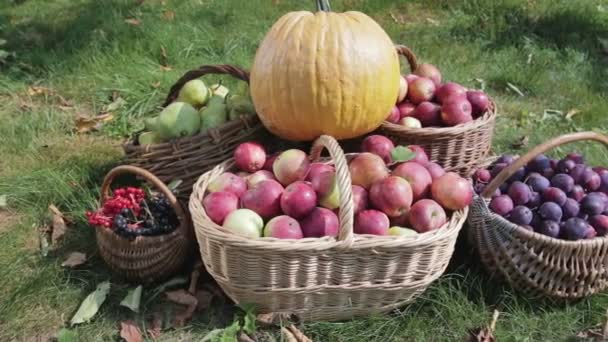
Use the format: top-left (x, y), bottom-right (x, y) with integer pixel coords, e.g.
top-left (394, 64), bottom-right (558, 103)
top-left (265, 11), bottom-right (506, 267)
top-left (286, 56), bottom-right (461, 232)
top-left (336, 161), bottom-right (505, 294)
top-left (86, 165), bottom-right (192, 283)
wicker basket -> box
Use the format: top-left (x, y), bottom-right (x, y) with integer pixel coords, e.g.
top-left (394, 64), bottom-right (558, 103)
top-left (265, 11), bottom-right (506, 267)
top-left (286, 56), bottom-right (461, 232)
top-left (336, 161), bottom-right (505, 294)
top-left (189, 135), bottom-right (467, 321)
top-left (123, 65), bottom-right (270, 200)
top-left (379, 45), bottom-right (496, 176)
top-left (468, 131), bottom-right (608, 299)
top-left (96, 165), bottom-right (192, 283)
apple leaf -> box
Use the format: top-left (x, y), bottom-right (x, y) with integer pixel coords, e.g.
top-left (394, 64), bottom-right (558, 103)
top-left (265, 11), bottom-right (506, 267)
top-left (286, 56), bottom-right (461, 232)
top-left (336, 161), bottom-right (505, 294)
top-left (70, 281), bottom-right (110, 326)
top-left (120, 285), bottom-right (143, 313)
top-left (220, 319), bottom-right (241, 342)
top-left (391, 146), bottom-right (415, 163)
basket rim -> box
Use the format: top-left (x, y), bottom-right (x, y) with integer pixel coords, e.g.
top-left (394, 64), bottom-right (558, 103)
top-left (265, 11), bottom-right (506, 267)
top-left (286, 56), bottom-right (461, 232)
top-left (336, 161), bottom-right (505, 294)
top-left (380, 100), bottom-right (497, 135)
top-left (95, 222), bottom-right (186, 245)
top-left (472, 195), bottom-right (608, 247)
top-left (189, 158), bottom-right (468, 251)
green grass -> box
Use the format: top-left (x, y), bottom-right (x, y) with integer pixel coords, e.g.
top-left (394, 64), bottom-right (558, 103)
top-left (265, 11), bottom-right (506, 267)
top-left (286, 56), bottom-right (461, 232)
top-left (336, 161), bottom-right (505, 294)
top-left (1, 0), bottom-right (608, 340)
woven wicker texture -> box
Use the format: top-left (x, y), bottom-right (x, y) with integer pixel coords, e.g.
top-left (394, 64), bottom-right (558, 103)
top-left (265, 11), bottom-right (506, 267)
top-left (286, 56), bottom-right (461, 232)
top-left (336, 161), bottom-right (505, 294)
top-left (189, 135), bottom-right (467, 321)
top-left (468, 132), bottom-right (608, 299)
top-left (123, 65), bottom-right (270, 200)
top-left (379, 45), bottom-right (496, 176)
top-left (96, 165), bottom-right (192, 283)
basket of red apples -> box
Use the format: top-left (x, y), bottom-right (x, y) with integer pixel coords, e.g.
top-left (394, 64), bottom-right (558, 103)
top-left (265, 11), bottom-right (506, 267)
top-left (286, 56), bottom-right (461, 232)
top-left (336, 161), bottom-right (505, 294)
top-left (189, 134), bottom-right (472, 321)
top-left (468, 132), bottom-right (608, 299)
top-left (380, 45), bottom-right (496, 176)
top-left (88, 165), bottom-right (192, 283)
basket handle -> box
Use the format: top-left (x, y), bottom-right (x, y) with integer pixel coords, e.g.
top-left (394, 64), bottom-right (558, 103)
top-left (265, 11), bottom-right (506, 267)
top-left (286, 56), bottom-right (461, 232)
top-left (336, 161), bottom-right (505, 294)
top-left (482, 131), bottom-right (608, 199)
top-left (309, 135), bottom-right (354, 246)
top-left (395, 45), bottom-right (418, 73)
top-left (100, 165), bottom-right (187, 229)
top-left (162, 64), bottom-right (251, 107)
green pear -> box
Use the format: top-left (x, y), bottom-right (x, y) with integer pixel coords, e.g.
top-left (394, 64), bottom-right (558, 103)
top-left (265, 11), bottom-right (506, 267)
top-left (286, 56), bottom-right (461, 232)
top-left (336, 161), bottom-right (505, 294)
top-left (209, 83), bottom-right (229, 99)
top-left (226, 94), bottom-right (255, 113)
top-left (200, 102), bottom-right (228, 132)
top-left (388, 227), bottom-right (418, 236)
top-left (138, 131), bottom-right (163, 145)
top-left (144, 116), bottom-right (160, 131)
top-left (207, 94), bottom-right (226, 107)
top-left (157, 102), bottom-right (201, 139)
top-left (177, 79), bottom-right (210, 108)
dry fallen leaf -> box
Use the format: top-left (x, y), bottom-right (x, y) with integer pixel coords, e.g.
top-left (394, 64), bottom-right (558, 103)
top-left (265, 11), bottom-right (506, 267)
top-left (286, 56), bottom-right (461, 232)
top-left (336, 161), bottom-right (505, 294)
top-left (165, 290), bottom-right (198, 327)
top-left (27, 85), bottom-right (52, 96)
top-left (125, 18), bottom-right (141, 26)
top-left (50, 205), bottom-right (67, 245)
top-left (75, 113), bottom-right (114, 134)
top-left (160, 65), bottom-right (172, 72)
top-left (281, 327), bottom-right (298, 342)
top-left (389, 11), bottom-right (406, 25)
top-left (237, 332), bottom-right (256, 342)
top-left (576, 309), bottom-right (608, 340)
top-left (287, 325), bottom-right (312, 342)
top-left (147, 313), bottom-right (163, 340)
top-left (511, 135), bottom-right (529, 149)
top-left (566, 109), bottom-right (580, 120)
top-left (467, 310), bottom-right (499, 342)
top-left (160, 46), bottom-right (169, 67)
top-left (162, 10), bottom-right (175, 21)
top-left (61, 252), bottom-right (87, 268)
top-left (120, 320), bottom-right (143, 342)
top-left (151, 81), bottom-right (161, 89)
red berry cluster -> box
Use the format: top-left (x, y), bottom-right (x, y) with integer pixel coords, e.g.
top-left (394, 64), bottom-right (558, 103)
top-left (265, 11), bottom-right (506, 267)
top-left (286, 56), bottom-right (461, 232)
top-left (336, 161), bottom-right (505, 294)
top-left (86, 187), bottom-right (145, 229)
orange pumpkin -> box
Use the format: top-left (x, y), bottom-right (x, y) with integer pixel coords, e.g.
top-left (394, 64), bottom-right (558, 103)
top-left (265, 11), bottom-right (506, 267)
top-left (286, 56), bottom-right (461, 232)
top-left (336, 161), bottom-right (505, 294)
top-left (250, 0), bottom-right (399, 141)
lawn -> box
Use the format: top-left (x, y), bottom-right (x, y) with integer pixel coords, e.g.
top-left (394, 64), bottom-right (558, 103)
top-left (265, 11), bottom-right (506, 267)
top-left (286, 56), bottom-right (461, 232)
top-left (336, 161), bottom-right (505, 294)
top-left (1, 0), bottom-right (608, 340)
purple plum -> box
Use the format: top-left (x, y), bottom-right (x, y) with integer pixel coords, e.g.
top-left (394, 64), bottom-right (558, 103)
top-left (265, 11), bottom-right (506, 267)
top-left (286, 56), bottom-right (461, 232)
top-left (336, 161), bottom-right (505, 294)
top-left (539, 202), bottom-right (563, 222)
top-left (569, 185), bottom-right (585, 202)
top-left (551, 174), bottom-right (574, 193)
top-left (562, 198), bottom-right (580, 220)
top-left (525, 173), bottom-right (550, 193)
top-left (542, 187), bottom-right (567, 206)
top-left (582, 193), bottom-right (605, 216)
top-left (508, 181), bottom-right (531, 205)
top-left (569, 164), bottom-right (587, 184)
top-left (489, 195), bottom-right (514, 217)
top-left (565, 152), bottom-right (584, 164)
top-left (562, 217), bottom-right (589, 241)
top-left (582, 170), bottom-right (601, 191)
top-left (527, 191), bottom-right (541, 209)
top-left (527, 155), bottom-right (550, 173)
top-left (491, 162), bottom-right (508, 178)
top-left (509, 205), bottom-right (533, 225)
top-left (589, 215), bottom-right (608, 236)
top-left (557, 159), bottom-right (576, 174)
top-left (537, 220), bottom-right (560, 238)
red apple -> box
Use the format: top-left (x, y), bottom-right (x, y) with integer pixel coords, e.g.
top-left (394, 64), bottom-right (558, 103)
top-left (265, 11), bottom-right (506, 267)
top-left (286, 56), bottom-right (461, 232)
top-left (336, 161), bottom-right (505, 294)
top-left (361, 135), bottom-right (395, 164)
top-left (263, 153), bottom-right (278, 172)
top-left (234, 142), bottom-right (266, 173)
top-left (441, 97), bottom-right (473, 126)
top-left (306, 162), bottom-right (335, 182)
top-left (405, 74), bottom-right (419, 87)
top-left (310, 170), bottom-right (339, 209)
top-left (386, 105), bottom-right (400, 123)
top-left (409, 199), bottom-right (447, 233)
top-left (352, 185), bottom-right (368, 214)
top-left (273, 149), bottom-right (310, 186)
top-left (246, 170), bottom-right (276, 189)
top-left (431, 172), bottom-right (473, 210)
top-left (424, 162), bottom-right (445, 180)
top-left (241, 179), bottom-right (284, 219)
top-left (369, 176), bottom-right (413, 217)
top-left (399, 117), bottom-right (422, 128)
top-left (208, 172), bottom-right (247, 197)
top-left (203, 191), bottom-right (239, 225)
top-left (393, 161), bottom-right (433, 201)
top-left (408, 145), bottom-right (429, 164)
top-left (413, 101), bottom-right (441, 127)
top-left (280, 181), bottom-right (317, 219)
top-left (414, 63), bottom-right (442, 86)
top-left (300, 207), bottom-right (339, 238)
top-left (390, 212), bottom-right (410, 227)
top-left (263, 215), bottom-right (303, 239)
top-left (349, 153), bottom-right (390, 189)
top-left (354, 209), bottom-right (390, 235)
top-left (436, 82), bottom-right (467, 104)
top-left (397, 102), bottom-right (416, 119)
top-left (397, 75), bottom-right (408, 103)
top-left (408, 77), bottom-right (436, 104)
top-left (466, 90), bottom-right (491, 116)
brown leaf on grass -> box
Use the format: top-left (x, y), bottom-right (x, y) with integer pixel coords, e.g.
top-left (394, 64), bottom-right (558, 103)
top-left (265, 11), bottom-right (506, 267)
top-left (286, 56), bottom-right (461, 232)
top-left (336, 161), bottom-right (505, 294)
top-left (61, 252), bottom-right (87, 268)
top-left (281, 327), bottom-right (298, 342)
top-left (120, 320), bottom-right (143, 342)
top-left (147, 312), bottom-right (163, 340)
top-left (75, 113), bottom-right (114, 133)
top-left (162, 10), bottom-right (175, 21)
top-left (389, 11), bottom-right (406, 25)
top-left (566, 109), bottom-right (580, 120)
top-left (151, 81), bottom-right (161, 89)
top-left (125, 18), bottom-right (141, 26)
top-left (50, 205), bottom-right (67, 245)
top-left (256, 312), bottom-right (291, 327)
top-left (511, 135), bottom-right (529, 149)
top-left (160, 65), bottom-right (172, 72)
top-left (237, 332), bottom-right (256, 342)
top-left (287, 325), bottom-right (312, 342)
top-left (165, 290), bottom-right (198, 327)
top-left (467, 310), bottom-right (500, 342)
top-left (576, 309), bottom-right (608, 340)
top-left (27, 85), bottom-right (52, 96)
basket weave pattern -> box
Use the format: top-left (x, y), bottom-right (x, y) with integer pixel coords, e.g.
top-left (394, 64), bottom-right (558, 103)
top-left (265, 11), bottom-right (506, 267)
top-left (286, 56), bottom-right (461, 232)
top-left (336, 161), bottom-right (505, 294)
top-left (379, 45), bottom-right (496, 176)
top-left (123, 65), bottom-right (269, 199)
top-left (190, 135), bottom-right (467, 321)
top-left (468, 132), bottom-right (608, 299)
top-left (96, 165), bottom-right (192, 283)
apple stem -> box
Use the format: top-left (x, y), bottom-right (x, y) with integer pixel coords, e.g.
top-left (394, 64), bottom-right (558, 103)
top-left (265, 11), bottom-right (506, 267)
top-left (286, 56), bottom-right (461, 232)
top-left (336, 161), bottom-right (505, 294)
top-left (316, 0), bottom-right (331, 12)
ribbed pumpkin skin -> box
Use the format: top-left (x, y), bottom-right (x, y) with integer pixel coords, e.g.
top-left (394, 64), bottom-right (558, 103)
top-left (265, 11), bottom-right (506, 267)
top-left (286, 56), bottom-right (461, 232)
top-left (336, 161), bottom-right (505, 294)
top-left (250, 11), bottom-right (399, 141)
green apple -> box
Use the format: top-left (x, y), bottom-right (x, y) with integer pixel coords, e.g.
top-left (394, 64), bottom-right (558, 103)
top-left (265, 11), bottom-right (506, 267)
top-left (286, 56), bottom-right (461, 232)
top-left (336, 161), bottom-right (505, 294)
top-left (320, 178), bottom-right (340, 209)
top-left (209, 83), bottom-right (229, 99)
top-left (144, 116), bottom-right (160, 131)
top-left (157, 102), bottom-right (201, 139)
top-left (222, 209), bottom-right (264, 238)
top-left (388, 226), bottom-right (418, 237)
top-left (177, 79), bottom-right (210, 108)
top-left (138, 131), bottom-right (163, 145)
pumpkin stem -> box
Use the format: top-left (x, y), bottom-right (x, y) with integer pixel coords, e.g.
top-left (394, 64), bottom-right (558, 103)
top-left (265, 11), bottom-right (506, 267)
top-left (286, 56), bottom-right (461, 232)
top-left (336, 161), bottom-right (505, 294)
top-left (316, 0), bottom-right (331, 12)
